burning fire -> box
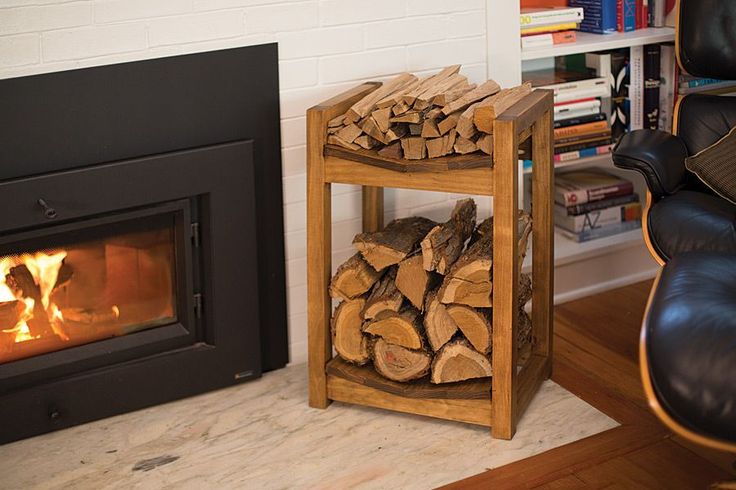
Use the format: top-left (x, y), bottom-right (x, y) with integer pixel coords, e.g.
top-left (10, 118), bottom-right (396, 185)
top-left (0, 251), bottom-right (69, 343)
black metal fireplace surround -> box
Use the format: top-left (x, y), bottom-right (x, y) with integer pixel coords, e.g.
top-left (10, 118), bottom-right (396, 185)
top-left (0, 44), bottom-right (287, 443)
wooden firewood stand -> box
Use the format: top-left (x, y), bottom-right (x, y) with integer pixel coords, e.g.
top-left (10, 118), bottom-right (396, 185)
top-left (307, 83), bottom-right (554, 440)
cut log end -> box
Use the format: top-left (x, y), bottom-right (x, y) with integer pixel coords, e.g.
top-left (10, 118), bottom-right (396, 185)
top-left (446, 305), bottom-right (492, 354)
top-left (332, 298), bottom-right (370, 365)
top-left (371, 338), bottom-right (431, 382)
top-left (329, 253), bottom-right (382, 301)
top-left (362, 268), bottom-right (403, 320)
top-left (424, 291), bottom-right (458, 352)
top-left (395, 253), bottom-right (438, 311)
top-left (431, 339), bottom-right (492, 384)
top-left (363, 306), bottom-right (423, 350)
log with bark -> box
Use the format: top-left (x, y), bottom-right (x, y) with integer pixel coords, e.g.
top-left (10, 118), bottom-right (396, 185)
top-left (353, 217), bottom-right (436, 271)
top-left (421, 198), bottom-right (476, 274)
top-left (329, 253), bottom-right (383, 301)
top-left (332, 297), bottom-right (370, 365)
top-left (430, 339), bottom-right (492, 384)
top-left (371, 337), bottom-right (432, 382)
top-left (361, 268), bottom-right (403, 320)
top-left (363, 305), bottom-right (424, 350)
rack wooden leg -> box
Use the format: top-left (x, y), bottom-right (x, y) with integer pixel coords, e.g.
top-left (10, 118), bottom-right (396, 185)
top-left (362, 186), bottom-right (384, 232)
top-left (531, 111), bottom-right (555, 378)
top-left (491, 119), bottom-right (520, 440)
top-left (307, 110), bottom-right (332, 409)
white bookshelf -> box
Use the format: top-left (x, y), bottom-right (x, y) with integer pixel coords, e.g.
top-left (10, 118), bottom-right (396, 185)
top-left (486, 2), bottom-right (662, 300)
top-left (521, 27), bottom-right (676, 61)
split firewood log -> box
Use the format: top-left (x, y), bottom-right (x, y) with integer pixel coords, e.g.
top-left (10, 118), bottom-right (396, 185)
top-left (353, 217), bottom-right (436, 271)
top-left (332, 297), bottom-right (370, 365)
top-left (421, 198), bottom-right (477, 274)
top-left (454, 136), bottom-right (478, 154)
top-left (401, 65), bottom-right (461, 107)
top-left (446, 305), bottom-right (492, 354)
top-left (395, 253), bottom-right (439, 311)
top-left (430, 339), bottom-right (492, 383)
top-left (438, 212), bottom-right (532, 307)
top-left (329, 253), bottom-right (383, 301)
top-left (400, 136), bottom-right (426, 160)
top-left (344, 73), bottom-right (417, 123)
top-left (473, 83), bottom-right (533, 134)
top-left (371, 338), bottom-right (431, 382)
top-left (363, 305), bottom-right (424, 350)
top-left (362, 268), bottom-right (403, 320)
top-left (335, 123), bottom-right (363, 144)
top-left (423, 290), bottom-right (458, 352)
top-left (441, 80), bottom-right (501, 116)
top-left (420, 119), bottom-right (440, 138)
top-left (477, 134), bottom-right (493, 155)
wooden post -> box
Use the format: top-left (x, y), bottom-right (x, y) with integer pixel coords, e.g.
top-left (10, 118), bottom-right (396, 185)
top-left (491, 117), bottom-right (519, 440)
top-left (362, 186), bottom-right (384, 232)
top-left (307, 82), bottom-right (382, 409)
top-left (531, 100), bottom-right (554, 376)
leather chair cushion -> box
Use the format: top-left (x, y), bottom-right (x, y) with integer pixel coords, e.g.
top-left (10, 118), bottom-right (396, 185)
top-left (646, 252), bottom-right (736, 443)
top-left (648, 190), bottom-right (736, 260)
top-left (677, 0), bottom-right (736, 79)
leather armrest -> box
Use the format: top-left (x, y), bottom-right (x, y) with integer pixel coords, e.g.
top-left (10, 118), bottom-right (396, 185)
top-left (612, 129), bottom-right (689, 199)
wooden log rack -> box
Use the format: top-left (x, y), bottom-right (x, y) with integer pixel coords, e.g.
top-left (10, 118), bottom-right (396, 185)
top-left (307, 82), bottom-right (554, 440)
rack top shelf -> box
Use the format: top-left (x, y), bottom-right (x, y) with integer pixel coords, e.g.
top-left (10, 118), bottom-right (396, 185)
top-left (521, 27), bottom-right (675, 61)
top-left (324, 144), bottom-right (491, 173)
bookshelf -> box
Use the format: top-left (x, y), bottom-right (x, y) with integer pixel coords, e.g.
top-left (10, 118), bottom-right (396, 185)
top-left (486, 2), bottom-right (662, 302)
top-left (521, 27), bottom-right (675, 61)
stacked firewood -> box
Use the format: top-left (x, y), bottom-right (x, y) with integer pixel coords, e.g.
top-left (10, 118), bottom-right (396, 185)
top-left (326, 65), bottom-right (532, 160)
top-left (329, 199), bottom-right (533, 384)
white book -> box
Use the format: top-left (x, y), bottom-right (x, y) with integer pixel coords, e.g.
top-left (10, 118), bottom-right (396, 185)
top-left (629, 45), bottom-right (644, 130)
top-left (554, 105), bottom-right (602, 122)
top-left (520, 7), bottom-right (584, 27)
top-left (521, 34), bottom-right (554, 49)
top-left (586, 52), bottom-right (612, 80)
top-left (554, 98), bottom-right (602, 115)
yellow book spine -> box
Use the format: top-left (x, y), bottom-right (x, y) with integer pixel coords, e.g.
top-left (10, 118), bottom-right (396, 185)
top-left (521, 22), bottom-right (578, 35)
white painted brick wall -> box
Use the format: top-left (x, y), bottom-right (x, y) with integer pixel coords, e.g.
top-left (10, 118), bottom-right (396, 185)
top-left (0, 0), bottom-right (489, 365)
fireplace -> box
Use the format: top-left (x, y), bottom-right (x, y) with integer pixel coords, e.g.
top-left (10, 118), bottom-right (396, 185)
top-left (0, 45), bottom-right (287, 443)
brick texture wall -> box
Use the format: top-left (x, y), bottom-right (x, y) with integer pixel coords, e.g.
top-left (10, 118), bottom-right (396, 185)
top-left (0, 0), bottom-right (489, 364)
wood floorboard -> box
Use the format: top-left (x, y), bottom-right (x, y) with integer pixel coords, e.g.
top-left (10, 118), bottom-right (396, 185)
top-left (441, 280), bottom-right (735, 489)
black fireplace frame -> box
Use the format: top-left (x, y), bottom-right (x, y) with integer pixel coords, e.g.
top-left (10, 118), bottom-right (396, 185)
top-left (0, 44), bottom-right (288, 443)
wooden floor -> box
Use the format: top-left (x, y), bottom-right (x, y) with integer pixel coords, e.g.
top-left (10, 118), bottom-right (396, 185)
top-left (444, 280), bottom-right (736, 489)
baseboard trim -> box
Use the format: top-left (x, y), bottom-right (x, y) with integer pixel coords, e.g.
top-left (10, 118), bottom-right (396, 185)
top-left (554, 267), bottom-right (659, 305)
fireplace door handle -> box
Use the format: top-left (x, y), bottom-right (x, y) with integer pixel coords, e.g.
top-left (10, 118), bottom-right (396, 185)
top-left (37, 198), bottom-right (58, 219)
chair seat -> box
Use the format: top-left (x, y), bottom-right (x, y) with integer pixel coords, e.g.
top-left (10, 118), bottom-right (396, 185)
top-left (649, 190), bottom-right (736, 260)
top-left (646, 252), bottom-right (736, 443)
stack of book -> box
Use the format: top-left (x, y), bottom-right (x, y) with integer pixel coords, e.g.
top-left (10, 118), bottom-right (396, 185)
top-left (555, 170), bottom-right (641, 242)
top-left (523, 67), bottom-right (612, 165)
top-left (565, 0), bottom-right (676, 33)
top-left (520, 7), bottom-right (583, 49)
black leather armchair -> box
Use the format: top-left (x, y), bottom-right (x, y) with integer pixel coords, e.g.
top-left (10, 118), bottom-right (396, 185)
top-left (613, 0), bottom-right (736, 264)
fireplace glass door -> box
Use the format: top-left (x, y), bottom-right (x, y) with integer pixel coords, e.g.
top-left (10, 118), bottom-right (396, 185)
top-left (0, 215), bottom-right (178, 365)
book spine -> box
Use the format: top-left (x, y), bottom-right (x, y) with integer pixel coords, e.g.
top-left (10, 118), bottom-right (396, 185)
top-left (555, 131), bottom-right (612, 146)
top-left (521, 22), bottom-right (579, 35)
top-left (521, 31), bottom-right (576, 49)
top-left (636, 0), bottom-right (643, 29)
top-left (658, 43), bottom-right (675, 132)
top-left (554, 120), bottom-right (610, 138)
top-left (553, 144), bottom-right (613, 163)
top-left (643, 44), bottom-right (661, 130)
top-left (520, 8), bottom-right (584, 27)
top-left (571, 0), bottom-right (617, 34)
top-left (587, 181), bottom-right (634, 203)
top-left (617, 0), bottom-right (624, 31)
top-left (610, 50), bottom-right (630, 139)
top-left (558, 220), bottom-right (641, 242)
top-left (555, 105), bottom-right (603, 121)
top-left (554, 112), bottom-right (607, 128)
top-left (623, 0), bottom-right (636, 31)
top-left (586, 52), bottom-right (612, 79)
top-left (555, 137), bottom-right (613, 154)
top-left (554, 98), bottom-right (602, 114)
top-left (629, 45), bottom-right (644, 130)
top-left (605, 0), bottom-right (618, 32)
top-left (544, 80), bottom-right (611, 103)
top-left (555, 202), bottom-right (642, 233)
top-left (680, 78), bottom-right (726, 88)
top-left (566, 193), bottom-right (639, 215)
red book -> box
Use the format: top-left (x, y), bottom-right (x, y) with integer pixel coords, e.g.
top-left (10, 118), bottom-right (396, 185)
top-left (617, 0), bottom-right (624, 32)
top-left (636, 0), bottom-right (643, 28)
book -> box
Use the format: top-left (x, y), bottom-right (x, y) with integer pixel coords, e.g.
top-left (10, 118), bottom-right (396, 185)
top-left (568, 0), bottom-right (617, 34)
top-left (617, 0), bottom-right (623, 31)
top-left (555, 201), bottom-right (642, 233)
top-left (557, 219), bottom-right (641, 242)
top-left (520, 7), bottom-right (585, 27)
top-left (554, 112), bottom-right (607, 128)
top-left (622, 0), bottom-right (636, 31)
top-left (554, 170), bottom-right (634, 206)
top-left (643, 44), bottom-right (661, 130)
top-left (679, 81), bottom-right (736, 95)
top-left (664, 0), bottom-right (676, 27)
top-left (555, 131), bottom-right (612, 147)
top-left (586, 51), bottom-right (612, 80)
top-left (554, 143), bottom-right (613, 162)
top-left (610, 49), bottom-right (630, 139)
top-left (554, 98), bottom-right (602, 117)
top-left (555, 105), bottom-right (604, 121)
top-left (554, 119), bottom-right (610, 138)
top-left (521, 30), bottom-right (577, 49)
top-left (629, 45), bottom-right (644, 130)
top-left (658, 43), bottom-right (676, 132)
top-left (555, 137), bottom-right (613, 154)
top-left (565, 192), bottom-right (640, 215)
top-left (521, 21), bottom-right (580, 35)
